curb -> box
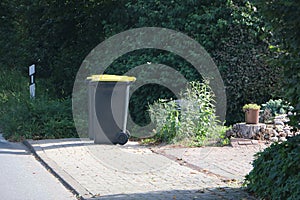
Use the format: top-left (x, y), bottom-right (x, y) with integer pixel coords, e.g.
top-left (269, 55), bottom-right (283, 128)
top-left (23, 140), bottom-right (92, 200)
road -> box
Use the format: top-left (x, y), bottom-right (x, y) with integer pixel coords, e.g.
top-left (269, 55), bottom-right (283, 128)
top-left (0, 134), bottom-right (76, 200)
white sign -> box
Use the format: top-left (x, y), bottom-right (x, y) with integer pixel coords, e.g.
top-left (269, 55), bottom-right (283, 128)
top-left (30, 84), bottom-right (35, 98)
top-left (29, 64), bottom-right (35, 76)
top-left (29, 64), bottom-right (36, 98)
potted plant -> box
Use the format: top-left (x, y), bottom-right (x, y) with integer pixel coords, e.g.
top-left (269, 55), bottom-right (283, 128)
top-left (243, 103), bottom-right (261, 124)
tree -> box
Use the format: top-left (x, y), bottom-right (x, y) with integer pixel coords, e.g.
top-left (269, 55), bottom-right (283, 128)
top-left (103, 0), bottom-right (280, 124)
top-left (0, 0), bottom-right (118, 96)
top-left (0, 0), bottom-right (281, 125)
top-left (252, 0), bottom-right (300, 126)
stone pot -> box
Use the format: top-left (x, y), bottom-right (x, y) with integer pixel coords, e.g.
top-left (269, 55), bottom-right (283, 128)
top-left (245, 109), bottom-right (259, 124)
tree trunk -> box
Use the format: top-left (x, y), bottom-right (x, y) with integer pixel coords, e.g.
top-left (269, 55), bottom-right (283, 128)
top-left (233, 123), bottom-right (266, 139)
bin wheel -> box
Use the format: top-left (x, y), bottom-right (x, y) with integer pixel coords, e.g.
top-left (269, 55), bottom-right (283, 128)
top-left (117, 132), bottom-right (128, 145)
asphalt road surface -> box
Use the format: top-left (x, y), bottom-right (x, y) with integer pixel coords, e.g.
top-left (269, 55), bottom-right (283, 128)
top-left (0, 134), bottom-right (76, 200)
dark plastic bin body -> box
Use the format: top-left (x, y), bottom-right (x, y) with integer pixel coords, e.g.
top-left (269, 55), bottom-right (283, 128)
top-left (88, 80), bottom-right (132, 145)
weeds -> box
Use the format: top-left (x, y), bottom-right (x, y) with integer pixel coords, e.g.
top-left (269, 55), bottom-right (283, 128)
top-left (148, 81), bottom-right (228, 146)
top-left (0, 69), bottom-right (77, 141)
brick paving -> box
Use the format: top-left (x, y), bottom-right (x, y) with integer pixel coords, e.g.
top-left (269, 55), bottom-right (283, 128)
top-left (26, 138), bottom-right (268, 200)
top-left (151, 141), bottom-right (269, 183)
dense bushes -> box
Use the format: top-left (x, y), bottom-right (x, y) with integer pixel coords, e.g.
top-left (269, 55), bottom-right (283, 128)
top-left (252, 0), bottom-right (300, 127)
top-left (0, 0), bottom-right (282, 127)
top-left (0, 69), bottom-right (77, 141)
top-left (106, 0), bottom-right (281, 125)
top-left (245, 135), bottom-right (300, 199)
top-left (0, 1), bottom-right (297, 143)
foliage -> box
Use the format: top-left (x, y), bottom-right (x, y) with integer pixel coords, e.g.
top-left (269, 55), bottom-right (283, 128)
top-left (107, 0), bottom-right (280, 125)
top-left (252, 0), bottom-right (300, 126)
top-left (244, 135), bottom-right (300, 200)
top-left (149, 99), bottom-right (180, 143)
top-left (242, 103), bottom-right (260, 111)
top-left (0, 0), bottom-right (281, 127)
top-left (261, 99), bottom-right (294, 116)
top-left (260, 99), bottom-right (295, 124)
top-left (0, 0), bottom-right (119, 97)
top-left (148, 81), bottom-right (228, 146)
top-left (0, 69), bottom-right (77, 141)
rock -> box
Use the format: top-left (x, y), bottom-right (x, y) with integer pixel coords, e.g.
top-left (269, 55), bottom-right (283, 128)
top-left (279, 132), bottom-right (286, 137)
top-left (264, 134), bottom-right (270, 140)
top-left (284, 130), bottom-right (291, 136)
top-left (266, 124), bottom-right (274, 128)
top-left (265, 128), bottom-right (273, 135)
top-left (279, 137), bottom-right (287, 142)
top-left (275, 114), bottom-right (290, 123)
top-left (288, 133), bottom-right (294, 137)
top-left (272, 130), bottom-right (279, 137)
top-left (270, 137), bottom-right (278, 142)
top-left (275, 125), bottom-right (284, 132)
top-left (274, 119), bottom-right (284, 126)
top-left (283, 126), bottom-right (291, 134)
top-left (274, 114), bottom-right (286, 119)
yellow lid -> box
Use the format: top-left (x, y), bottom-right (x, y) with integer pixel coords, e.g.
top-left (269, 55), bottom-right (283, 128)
top-left (87, 74), bottom-right (136, 82)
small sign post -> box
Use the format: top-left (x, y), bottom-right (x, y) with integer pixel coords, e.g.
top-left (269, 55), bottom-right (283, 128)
top-left (29, 64), bottom-right (35, 98)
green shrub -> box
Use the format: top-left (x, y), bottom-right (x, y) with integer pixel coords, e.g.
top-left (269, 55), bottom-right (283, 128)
top-left (149, 99), bottom-right (180, 143)
top-left (242, 103), bottom-right (261, 111)
top-left (261, 99), bottom-right (294, 116)
top-left (260, 99), bottom-right (295, 124)
top-left (148, 81), bottom-right (229, 146)
top-left (1, 97), bottom-right (77, 141)
top-left (0, 69), bottom-right (77, 141)
top-left (244, 135), bottom-right (300, 200)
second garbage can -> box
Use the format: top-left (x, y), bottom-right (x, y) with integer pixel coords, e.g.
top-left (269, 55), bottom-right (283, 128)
top-left (87, 74), bottom-right (136, 145)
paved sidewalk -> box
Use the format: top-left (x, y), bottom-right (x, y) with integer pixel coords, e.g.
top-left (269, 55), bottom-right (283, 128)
top-left (25, 138), bottom-right (267, 200)
top-left (151, 140), bottom-right (268, 184)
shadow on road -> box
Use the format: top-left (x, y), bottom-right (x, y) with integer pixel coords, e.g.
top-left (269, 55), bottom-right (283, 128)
top-left (87, 187), bottom-right (256, 200)
top-left (0, 140), bottom-right (30, 156)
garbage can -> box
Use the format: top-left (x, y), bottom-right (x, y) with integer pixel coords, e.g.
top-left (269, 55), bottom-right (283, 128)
top-left (87, 74), bottom-right (136, 145)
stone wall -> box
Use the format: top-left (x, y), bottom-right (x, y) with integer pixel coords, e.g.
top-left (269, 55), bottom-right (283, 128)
top-left (226, 114), bottom-right (299, 142)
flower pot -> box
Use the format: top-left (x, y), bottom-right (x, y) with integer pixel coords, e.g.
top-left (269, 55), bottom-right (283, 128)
top-left (245, 109), bottom-right (259, 124)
